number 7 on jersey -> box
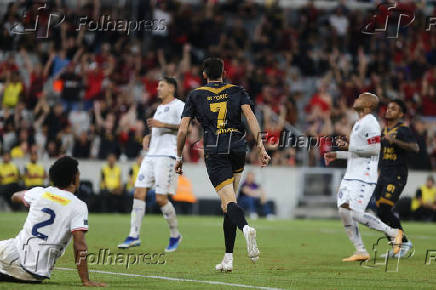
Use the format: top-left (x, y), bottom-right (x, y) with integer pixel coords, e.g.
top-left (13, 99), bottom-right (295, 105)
top-left (209, 102), bottom-right (227, 129)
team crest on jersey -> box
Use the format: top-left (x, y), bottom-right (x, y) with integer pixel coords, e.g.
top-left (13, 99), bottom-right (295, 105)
top-left (164, 107), bottom-right (170, 112)
top-left (138, 174), bottom-right (144, 181)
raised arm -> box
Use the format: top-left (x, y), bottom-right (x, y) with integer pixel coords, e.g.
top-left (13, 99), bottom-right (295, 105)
top-left (241, 104), bottom-right (271, 167)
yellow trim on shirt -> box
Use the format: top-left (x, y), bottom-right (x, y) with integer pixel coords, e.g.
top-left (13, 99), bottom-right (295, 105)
top-left (195, 84), bottom-right (235, 95)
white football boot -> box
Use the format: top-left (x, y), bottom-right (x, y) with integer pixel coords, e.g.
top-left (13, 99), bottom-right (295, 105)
top-left (243, 225), bottom-right (260, 263)
top-left (215, 253), bottom-right (233, 272)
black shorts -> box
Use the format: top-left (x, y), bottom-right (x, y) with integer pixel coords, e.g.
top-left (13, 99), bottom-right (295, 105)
top-left (374, 174), bottom-right (406, 207)
top-left (204, 151), bottom-right (246, 191)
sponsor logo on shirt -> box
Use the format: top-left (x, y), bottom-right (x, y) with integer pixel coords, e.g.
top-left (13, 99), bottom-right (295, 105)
top-left (367, 136), bottom-right (381, 144)
top-left (42, 192), bottom-right (71, 206)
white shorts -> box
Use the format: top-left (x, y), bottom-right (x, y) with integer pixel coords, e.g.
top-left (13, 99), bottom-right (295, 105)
top-left (135, 156), bottom-right (177, 195)
top-left (337, 179), bottom-right (375, 212)
top-left (0, 238), bottom-right (42, 282)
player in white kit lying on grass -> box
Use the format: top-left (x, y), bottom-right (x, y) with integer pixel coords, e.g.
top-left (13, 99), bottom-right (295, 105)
top-left (0, 156), bottom-right (105, 286)
top-left (118, 77), bottom-right (184, 252)
top-left (324, 93), bottom-right (403, 262)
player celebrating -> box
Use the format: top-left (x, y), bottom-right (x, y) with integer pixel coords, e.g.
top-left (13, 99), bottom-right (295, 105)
top-left (0, 156), bottom-right (105, 287)
top-left (324, 93), bottom-right (403, 262)
top-left (175, 58), bottom-right (270, 272)
top-left (374, 99), bottom-right (419, 258)
top-left (118, 77), bottom-right (185, 252)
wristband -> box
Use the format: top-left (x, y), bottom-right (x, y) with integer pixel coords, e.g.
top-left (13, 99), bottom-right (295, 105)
top-left (176, 156), bottom-right (182, 162)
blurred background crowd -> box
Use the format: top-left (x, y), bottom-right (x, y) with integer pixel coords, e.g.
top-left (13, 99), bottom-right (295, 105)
top-left (0, 0), bottom-right (435, 169)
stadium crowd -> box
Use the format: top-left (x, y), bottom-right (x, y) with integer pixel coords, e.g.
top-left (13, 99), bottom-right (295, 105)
top-left (0, 0), bottom-right (435, 169)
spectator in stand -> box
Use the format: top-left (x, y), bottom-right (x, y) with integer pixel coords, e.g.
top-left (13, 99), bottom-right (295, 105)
top-left (23, 151), bottom-right (46, 189)
top-left (43, 103), bottom-right (69, 141)
top-left (100, 153), bottom-right (125, 213)
top-left (0, 151), bottom-right (21, 210)
top-left (410, 119), bottom-right (432, 170)
top-left (73, 131), bottom-right (91, 159)
top-left (2, 70), bottom-right (23, 108)
top-left (59, 63), bottom-right (82, 112)
top-left (94, 101), bottom-right (121, 159)
top-left (412, 176), bottom-right (436, 221)
top-left (10, 128), bottom-right (31, 159)
top-left (81, 54), bottom-right (107, 111)
top-left (238, 172), bottom-right (273, 220)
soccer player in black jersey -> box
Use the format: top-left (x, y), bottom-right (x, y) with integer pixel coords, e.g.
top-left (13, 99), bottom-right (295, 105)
top-left (175, 58), bottom-right (270, 272)
top-left (373, 99), bottom-right (419, 258)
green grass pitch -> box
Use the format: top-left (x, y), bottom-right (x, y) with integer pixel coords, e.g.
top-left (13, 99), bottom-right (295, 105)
top-left (0, 212), bottom-right (435, 289)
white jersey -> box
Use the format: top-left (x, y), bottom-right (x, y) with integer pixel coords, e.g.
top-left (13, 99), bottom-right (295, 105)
top-left (147, 98), bottom-right (185, 157)
top-left (15, 186), bottom-right (88, 278)
top-left (343, 114), bottom-right (381, 184)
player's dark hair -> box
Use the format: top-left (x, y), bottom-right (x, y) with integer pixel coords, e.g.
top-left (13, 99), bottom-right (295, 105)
top-left (202, 57), bottom-right (224, 80)
top-left (162, 76), bottom-right (178, 94)
top-left (49, 156), bottom-right (79, 189)
top-left (390, 99), bottom-right (407, 114)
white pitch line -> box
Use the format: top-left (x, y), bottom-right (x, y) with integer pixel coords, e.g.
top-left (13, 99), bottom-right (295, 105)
top-left (56, 267), bottom-right (282, 290)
